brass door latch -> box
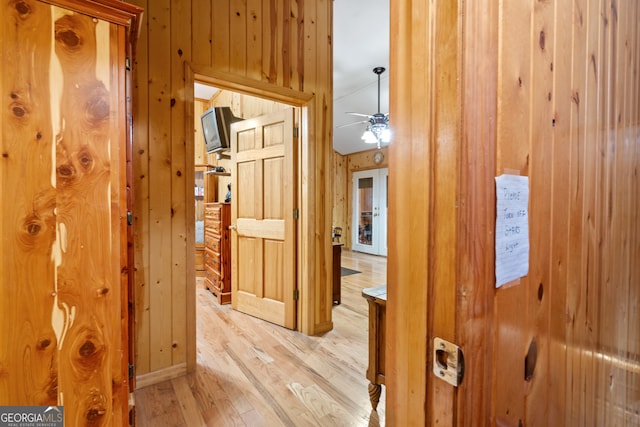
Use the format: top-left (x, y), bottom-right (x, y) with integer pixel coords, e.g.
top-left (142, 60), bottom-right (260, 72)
top-left (433, 337), bottom-right (465, 387)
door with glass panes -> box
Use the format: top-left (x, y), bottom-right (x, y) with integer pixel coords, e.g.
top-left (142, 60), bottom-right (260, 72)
top-left (352, 168), bottom-right (388, 255)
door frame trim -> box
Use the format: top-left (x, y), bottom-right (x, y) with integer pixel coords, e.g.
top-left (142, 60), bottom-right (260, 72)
top-left (184, 63), bottom-right (319, 371)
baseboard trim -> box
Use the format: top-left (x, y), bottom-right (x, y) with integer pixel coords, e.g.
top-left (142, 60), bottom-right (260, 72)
top-left (135, 363), bottom-right (187, 390)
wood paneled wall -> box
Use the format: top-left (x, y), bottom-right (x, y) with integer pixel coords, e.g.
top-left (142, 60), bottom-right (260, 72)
top-left (127, 0), bottom-right (333, 381)
top-left (388, 0), bottom-right (640, 425)
top-left (491, 1), bottom-right (639, 424)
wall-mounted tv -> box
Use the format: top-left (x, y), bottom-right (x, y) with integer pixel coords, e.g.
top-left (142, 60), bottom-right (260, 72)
top-left (200, 106), bottom-right (243, 154)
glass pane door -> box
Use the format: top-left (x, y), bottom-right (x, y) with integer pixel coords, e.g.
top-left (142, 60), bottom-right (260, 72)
top-left (352, 168), bottom-right (388, 255)
top-left (357, 177), bottom-right (374, 246)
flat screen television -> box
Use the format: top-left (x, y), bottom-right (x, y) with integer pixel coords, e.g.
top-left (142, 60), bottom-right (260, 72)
top-left (200, 106), bottom-right (243, 154)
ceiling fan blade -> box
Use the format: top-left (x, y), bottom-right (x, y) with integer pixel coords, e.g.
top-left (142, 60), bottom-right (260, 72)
top-left (345, 112), bottom-right (373, 118)
top-left (337, 120), bottom-right (369, 129)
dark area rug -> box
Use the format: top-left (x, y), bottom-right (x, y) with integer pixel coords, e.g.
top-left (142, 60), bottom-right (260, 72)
top-left (341, 267), bottom-right (361, 276)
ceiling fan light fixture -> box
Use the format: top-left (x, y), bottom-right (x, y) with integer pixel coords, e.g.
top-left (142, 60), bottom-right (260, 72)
top-left (361, 128), bottom-right (378, 144)
top-left (363, 67), bottom-right (390, 148)
top-left (361, 125), bottom-right (391, 146)
top-left (345, 66), bottom-right (391, 150)
top-left (380, 128), bottom-right (391, 143)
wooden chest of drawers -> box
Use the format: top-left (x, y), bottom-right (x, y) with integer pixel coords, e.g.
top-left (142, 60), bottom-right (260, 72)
top-left (204, 202), bottom-right (231, 304)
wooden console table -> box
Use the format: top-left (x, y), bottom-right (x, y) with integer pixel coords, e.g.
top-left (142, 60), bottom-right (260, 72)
top-left (362, 285), bottom-right (386, 410)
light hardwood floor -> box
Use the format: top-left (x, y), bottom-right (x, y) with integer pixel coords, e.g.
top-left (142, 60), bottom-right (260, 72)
top-left (135, 250), bottom-right (387, 426)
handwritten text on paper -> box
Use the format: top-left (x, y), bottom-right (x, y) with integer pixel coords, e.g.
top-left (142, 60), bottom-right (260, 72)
top-left (495, 174), bottom-right (530, 287)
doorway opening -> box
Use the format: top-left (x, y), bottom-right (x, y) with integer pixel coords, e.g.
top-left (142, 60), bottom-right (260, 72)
top-left (184, 65), bottom-right (317, 371)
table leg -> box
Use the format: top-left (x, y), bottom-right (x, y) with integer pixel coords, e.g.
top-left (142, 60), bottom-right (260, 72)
top-left (368, 382), bottom-right (382, 410)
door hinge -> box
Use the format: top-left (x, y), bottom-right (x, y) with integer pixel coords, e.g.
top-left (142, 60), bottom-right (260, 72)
top-left (293, 208), bottom-right (299, 220)
top-left (129, 363), bottom-right (135, 379)
top-left (433, 337), bottom-right (465, 387)
top-left (125, 56), bottom-right (131, 71)
top-left (293, 127), bottom-right (299, 138)
top-left (127, 211), bottom-right (133, 226)
top-left (293, 289), bottom-right (299, 301)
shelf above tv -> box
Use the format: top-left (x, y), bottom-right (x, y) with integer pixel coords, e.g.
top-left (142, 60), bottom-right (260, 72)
top-left (204, 170), bottom-right (231, 176)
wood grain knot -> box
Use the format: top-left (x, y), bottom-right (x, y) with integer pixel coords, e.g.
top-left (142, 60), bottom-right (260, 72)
top-left (25, 219), bottom-right (42, 235)
top-left (20, 192), bottom-right (56, 245)
top-left (70, 332), bottom-right (106, 381)
top-left (74, 334), bottom-right (105, 371)
top-left (85, 86), bottom-right (110, 123)
top-left (524, 338), bottom-right (537, 381)
top-left (84, 390), bottom-right (107, 424)
top-left (11, 102), bottom-right (28, 118)
top-left (57, 163), bottom-right (76, 180)
top-left (572, 91), bottom-right (580, 106)
top-left (79, 340), bottom-right (97, 357)
top-left (86, 407), bottom-right (106, 423)
top-left (77, 148), bottom-right (94, 171)
top-left (539, 30), bottom-right (545, 50)
top-left (37, 338), bottom-right (52, 350)
top-left (56, 29), bottom-right (81, 48)
top-left (13, 1), bottom-right (31, 17)
top-left (54, 15), bottom-right (93, 56)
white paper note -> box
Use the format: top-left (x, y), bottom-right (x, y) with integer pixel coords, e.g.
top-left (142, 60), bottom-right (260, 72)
top-left (495, 174), bottom-right (530, 287)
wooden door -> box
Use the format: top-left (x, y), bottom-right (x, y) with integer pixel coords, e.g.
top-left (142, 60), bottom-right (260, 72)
top-left (0, 1), bottom-right (141, 425)
top-left (388, 0), bottom-right (640, 425)
top-left (230, 109), bottom-right (297, 329)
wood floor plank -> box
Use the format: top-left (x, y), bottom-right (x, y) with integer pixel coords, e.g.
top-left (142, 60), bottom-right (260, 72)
top-left (135, 250), bottom-right (387, 426)
top-left (172, 376), bottom-right (207, 426)
top-left (222, 342), bottom-right (299, 426)
top-left (287, 382), bottom-right (353, 424)
top-left (136, 381), bottom-right (187, 426)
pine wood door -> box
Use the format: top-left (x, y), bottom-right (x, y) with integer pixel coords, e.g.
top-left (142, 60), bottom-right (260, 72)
top-left (1, 1), bottom-right (141, 425)
top-left (230, 108), bottom-right (297, 329)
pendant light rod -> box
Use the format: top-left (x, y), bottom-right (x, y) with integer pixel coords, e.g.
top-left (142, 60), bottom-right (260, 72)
top-left (373, 66), bottom-right (385, 114)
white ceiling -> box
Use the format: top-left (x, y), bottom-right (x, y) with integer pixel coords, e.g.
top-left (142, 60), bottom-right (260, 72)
top-left (332, 0), bottom-right (389, 155)
top-left (194, 0), bottom-right (389, 155)
top-left (194, 83), bottom-right (218, 100)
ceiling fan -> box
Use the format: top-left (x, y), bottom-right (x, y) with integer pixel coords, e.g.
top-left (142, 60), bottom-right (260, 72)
top-left (341, 66), bottom-right (390, 149)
